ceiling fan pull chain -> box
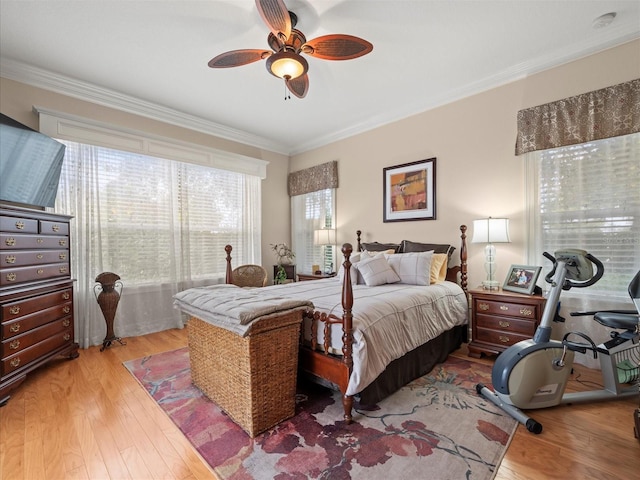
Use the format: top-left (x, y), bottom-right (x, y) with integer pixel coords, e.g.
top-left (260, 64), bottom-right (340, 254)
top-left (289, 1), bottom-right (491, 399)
top-left (284, 82), bottom-right (290, 100)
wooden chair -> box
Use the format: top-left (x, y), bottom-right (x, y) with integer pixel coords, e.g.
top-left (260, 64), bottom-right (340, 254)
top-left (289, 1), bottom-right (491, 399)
top-left (231, 264), bottom-right (268, 288)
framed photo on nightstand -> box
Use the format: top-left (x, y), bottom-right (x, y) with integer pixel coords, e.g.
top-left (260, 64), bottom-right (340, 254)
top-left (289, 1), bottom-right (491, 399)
top-left (502, 265), bottom-right (542, 295)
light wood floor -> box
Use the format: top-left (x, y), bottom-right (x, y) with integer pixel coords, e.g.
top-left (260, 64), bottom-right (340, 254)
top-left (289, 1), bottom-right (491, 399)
top-left (1, 328), bottom-right (638, 480)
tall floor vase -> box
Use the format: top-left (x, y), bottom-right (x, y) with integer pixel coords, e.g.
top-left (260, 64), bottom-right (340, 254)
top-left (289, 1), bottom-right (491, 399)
top-left (94, 272), bottom-right (126, 351)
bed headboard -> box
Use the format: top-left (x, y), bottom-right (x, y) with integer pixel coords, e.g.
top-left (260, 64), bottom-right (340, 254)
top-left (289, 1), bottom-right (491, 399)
top-left (354, 225), bottom-right (468, 292)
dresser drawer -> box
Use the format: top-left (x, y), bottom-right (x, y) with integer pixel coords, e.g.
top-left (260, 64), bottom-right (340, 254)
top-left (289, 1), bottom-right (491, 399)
top-left (1, 288), bottom-right (72, 321)
top-left (475, 313), bottom-right (536, 335)
top-left (1, 250), bottom-right (69, 268)
top-left (0, 234), bottom-right (69, 250)
top-left (1, 329), bottom-right (73, 376)
top-left (0, 216), bottom-right (38, 234)
top-left (474, 298), bottom-right (539, 320)
top-left (1, 263), bottom-right (70, 286)
top-left (2, 305), bottom-right (72, 340)
top-left (476, 327), bottom-right (531, 348)
top-left (39, 221), bottom-right (69, 236)
top-left (2, 317), bottom-right (71, 357)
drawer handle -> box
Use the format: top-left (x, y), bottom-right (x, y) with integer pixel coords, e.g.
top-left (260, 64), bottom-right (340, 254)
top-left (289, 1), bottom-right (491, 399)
top-left (9, 306), bottom-right (20, 315)
top-left (5, 237), bottom-right (16, 247)
top-left (37, 254), bottom-right (44, 259)
top-left (37, 238), bottom-right (43, 244)
top-left (5, 255), bottom-right (16, 264)
top-left (6, 273), bottom-right (17, 282)
top-left (500, 305), bottom-right (509, 311)
top-left (9, 339), bottom-right (20, 350)
top-left (499, 335), bottom-right (510, 343)
top-left (499, 320), bottom-right (510, 328)
top-left (52, 224), bottom-right (60, 232)
top-left (37, 269), bottom-right (44, 275)
top-left (520, 308), bottom-right (533, 317)
top-left (62, 292), bottom-right (70, 300)
top-left (478, 302), bottom-right (489, 311)
top-left (60, 267), bottom-right (68, 274)
top-left (59, 239), bottom-right (67, 247)
top-left (63, 306), bottom-right (71, 314)
top-left (63, 333), bottom-right (71, 341)
top-left (59, 253), bottom-right (67, 260)
top-left (15, 221), bottom-right (25, 230)
top-left (62, 319), bottom-right (71, 327)
top-left (10, 323), bottom-right (21, 333)
top-left (10, 357), bottom-right (21, 368)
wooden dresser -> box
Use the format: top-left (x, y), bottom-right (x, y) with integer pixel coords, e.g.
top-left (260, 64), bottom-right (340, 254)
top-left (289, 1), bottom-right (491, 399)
top-left (0, 204), bottom-right (79, 405)
top-left (467, 288), bottom-right (546, 358)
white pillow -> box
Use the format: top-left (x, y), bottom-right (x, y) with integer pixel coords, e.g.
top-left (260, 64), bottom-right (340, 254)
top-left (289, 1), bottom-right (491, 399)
top-left (355, 254), bottom-right (401, 286)
top-left (337, 251), bottom-right (362, 285)
top-left (385, 251), bottom-right (434, 285)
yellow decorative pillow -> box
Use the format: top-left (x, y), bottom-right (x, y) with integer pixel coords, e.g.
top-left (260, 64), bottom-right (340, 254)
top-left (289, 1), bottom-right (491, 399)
top-left (430, 253), bottom-right (449, 283)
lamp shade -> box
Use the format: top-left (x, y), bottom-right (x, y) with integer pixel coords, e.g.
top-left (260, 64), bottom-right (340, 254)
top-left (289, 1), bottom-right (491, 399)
top-left (314, 229), bottom-right (336, 246)
top-left (471, 218), bottom-right (511, 244)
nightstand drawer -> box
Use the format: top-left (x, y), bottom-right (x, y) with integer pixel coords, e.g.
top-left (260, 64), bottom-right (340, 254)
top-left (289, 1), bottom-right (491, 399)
top-left (474, 298), bottom-right (539, 320)
top-left (476, 327), bottom-right (530, 347)
top-left (475, 313), bottom-right (536, 335)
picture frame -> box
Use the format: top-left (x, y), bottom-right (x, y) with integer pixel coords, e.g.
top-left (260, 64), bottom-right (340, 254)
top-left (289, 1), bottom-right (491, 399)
top-left (383, 157), bottom-right (436, 222)
top-left (502, 265), bottom-right (542, 295)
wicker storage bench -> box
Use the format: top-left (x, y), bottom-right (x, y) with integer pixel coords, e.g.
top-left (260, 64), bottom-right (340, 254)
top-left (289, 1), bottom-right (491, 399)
top-left (187, 310), bottom-right (303, 437)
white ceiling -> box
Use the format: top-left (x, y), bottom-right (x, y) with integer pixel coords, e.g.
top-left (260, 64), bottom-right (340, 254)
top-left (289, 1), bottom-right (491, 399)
top-left (1, 1), bottom-right (639, 155)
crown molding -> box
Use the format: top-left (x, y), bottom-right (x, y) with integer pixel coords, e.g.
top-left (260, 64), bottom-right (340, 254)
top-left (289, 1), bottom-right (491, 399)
top-left (289, 33), bottom-right (640, 155)
top-left (0, 57), bottom-right (290, 156)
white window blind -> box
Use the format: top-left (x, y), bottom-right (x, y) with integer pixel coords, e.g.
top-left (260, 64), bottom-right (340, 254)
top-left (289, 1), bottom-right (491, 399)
top-left (526, 132), bottom-right (640, 298)
top-left (291, 188), bottom-right (336, 273)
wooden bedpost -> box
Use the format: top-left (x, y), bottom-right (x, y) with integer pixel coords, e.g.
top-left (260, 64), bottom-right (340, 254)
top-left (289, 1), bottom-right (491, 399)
top-left (356, 230), bottom-right (362, 252)
top-left (225, 245), bottom-right (233, 284)
top-left (459, 225), bottom-right (468, 293)
top-left (341, 243), bottom-right (354, 423)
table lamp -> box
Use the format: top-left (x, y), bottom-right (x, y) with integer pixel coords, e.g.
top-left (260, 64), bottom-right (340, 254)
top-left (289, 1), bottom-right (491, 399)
top-left (313, 228), bottom-right (336, 274)
top-left (472, 217), bottom-right (511, 290)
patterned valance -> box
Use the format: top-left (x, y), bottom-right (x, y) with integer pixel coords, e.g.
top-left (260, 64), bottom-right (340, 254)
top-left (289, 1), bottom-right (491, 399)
top-left (288, 160), bottom-right (338, 196)
top-left (515, 79), bottom-right (640, 155)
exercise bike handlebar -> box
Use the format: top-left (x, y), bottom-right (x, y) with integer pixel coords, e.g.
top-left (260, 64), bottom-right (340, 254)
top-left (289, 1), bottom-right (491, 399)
top-left (543, 251), bottom-right (605, 289)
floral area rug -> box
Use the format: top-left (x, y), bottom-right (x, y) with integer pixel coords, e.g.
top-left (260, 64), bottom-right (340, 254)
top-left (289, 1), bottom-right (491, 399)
top-left (124, 348), bottom-right (516, 480)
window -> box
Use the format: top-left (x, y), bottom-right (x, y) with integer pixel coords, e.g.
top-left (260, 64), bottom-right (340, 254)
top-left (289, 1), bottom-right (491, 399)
top-left (55, 141), bottom-right (261, 347)
top-left (291, 188), bottom-right (336, 273)
top-left (526, 132), bottom-right (640, 300)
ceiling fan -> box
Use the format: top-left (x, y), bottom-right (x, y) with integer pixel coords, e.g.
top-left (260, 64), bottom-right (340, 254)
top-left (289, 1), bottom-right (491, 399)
top-left (208, 0), bottom-right (373, 98)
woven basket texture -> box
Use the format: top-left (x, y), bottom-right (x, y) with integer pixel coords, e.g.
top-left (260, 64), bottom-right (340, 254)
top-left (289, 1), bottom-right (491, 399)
top-left (188, 312), bottom-right (302, 437)
top-left (231, 265), bottom-right (268, 287)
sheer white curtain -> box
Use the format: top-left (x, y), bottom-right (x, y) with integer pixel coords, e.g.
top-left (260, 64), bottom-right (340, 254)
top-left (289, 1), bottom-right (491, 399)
top-left (525, 133), bottom-right (640, 366)
top-left (54, 141), bottom-right (261, 348)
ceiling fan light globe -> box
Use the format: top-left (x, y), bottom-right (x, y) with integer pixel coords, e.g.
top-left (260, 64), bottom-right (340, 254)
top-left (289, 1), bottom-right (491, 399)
top-left (266, 51), bottom-right (308, 79)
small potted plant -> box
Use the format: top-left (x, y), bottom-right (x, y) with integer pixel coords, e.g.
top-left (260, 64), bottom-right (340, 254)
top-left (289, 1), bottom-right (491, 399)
top-left (271, 243), bottom-right (295, 284)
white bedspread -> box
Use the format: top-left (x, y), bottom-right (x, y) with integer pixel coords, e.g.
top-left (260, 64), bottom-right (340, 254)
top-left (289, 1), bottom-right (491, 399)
top-left (173, 278), bottom-right (467, 396)
top-left (244, 278), bottom-right (467, 396)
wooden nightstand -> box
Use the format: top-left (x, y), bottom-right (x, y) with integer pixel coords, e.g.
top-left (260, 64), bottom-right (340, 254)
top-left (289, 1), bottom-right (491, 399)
top-left (467, 288), bottom-right (546, 358)
top-left (297, 272), bottom-right (336, 281)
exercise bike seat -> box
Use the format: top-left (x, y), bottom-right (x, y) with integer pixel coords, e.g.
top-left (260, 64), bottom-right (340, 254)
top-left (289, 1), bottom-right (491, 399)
top-left (594, 269), bottom-right (640, 332)
top-left (594, 311), bottom-right (639, 331)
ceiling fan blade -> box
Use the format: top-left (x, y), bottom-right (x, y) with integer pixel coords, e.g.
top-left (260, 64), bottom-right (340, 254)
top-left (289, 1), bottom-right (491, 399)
top-left (208, 49), bottom-right (271, 68)
top-left (286, 74), bottom-right (309, 98)
top-left (256, 0), bottom-right (291, 43)
top-left (301, 34), bottom-right (373, 60)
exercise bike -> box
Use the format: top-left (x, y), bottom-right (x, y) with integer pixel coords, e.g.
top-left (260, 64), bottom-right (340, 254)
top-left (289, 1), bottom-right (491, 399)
top-left (477, 249), bottom-right (640, 434)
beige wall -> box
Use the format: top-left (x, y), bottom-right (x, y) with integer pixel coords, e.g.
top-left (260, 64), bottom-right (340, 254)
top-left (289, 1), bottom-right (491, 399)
top-left (290, 39), bottom-right (640, 289)
top-left (0, 77), bottom-right (291, 278)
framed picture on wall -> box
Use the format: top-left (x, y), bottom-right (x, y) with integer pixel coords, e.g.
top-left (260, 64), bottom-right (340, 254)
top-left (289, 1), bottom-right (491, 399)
top-left (502, 265), bottom-right (542, 295)
top-left (383, 157), bottom-right (436, 222)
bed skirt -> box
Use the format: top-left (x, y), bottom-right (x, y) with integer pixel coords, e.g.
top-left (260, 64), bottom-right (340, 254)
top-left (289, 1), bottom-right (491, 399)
top-left (356, 324), bottom-right (467, 405)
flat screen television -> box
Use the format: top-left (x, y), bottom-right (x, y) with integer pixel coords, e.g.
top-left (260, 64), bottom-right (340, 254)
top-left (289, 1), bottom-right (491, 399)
top-left (0, 113), bottom-right (66, 208)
